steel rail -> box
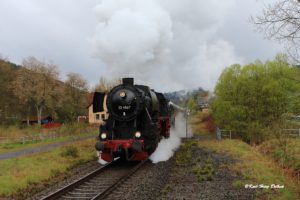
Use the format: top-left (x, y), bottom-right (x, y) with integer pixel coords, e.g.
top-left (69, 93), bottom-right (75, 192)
top-left (41, 163), bottom-right (112, 200)
top-left (40, 159), bottom-right (148, 200)
top-left (91, 159), bottom-right (148, 200)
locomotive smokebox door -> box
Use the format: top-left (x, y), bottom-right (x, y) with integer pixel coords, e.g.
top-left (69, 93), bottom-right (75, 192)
top-left (93, 92), bottom-right (105, 112)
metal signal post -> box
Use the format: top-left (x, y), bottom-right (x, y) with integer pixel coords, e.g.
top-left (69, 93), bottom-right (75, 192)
top-left (186, 109), bottom-right (190, 138)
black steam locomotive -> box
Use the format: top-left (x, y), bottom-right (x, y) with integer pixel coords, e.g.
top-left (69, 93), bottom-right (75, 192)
top-left (94, 78), bottom-right (171, 162)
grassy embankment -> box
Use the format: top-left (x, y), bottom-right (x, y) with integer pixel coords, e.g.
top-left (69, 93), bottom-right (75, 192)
top-left (188, 110), bottom-right (300, 200)
top-left (258, 137), bottom-right (300, 175)
top-left (0, 123), bottom-right (97, 154)
top-left (0, 138), bottom-right (97, 198)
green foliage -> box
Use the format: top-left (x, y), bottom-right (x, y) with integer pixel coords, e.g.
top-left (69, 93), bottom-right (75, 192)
top-left (0, 139), bottom-right (95, 197)
top-left (259, 138), bottom-right (300, 171)
top-left (192, 157), bottom-right (214, 182)
top-left (56, 123), bottom-right (90, 136)
top-left (61, 146), bottom-right (79, 158)
top-left (187, 96), bottom-right (198, 113)
top-left (212, 55), bottom-right (300, 143)
top-left (199, 139), bottom-right (299, 200)
top-left (232, 180), bottom-right (244, 188)
top-left (175, 140), bottom-right (196, 166)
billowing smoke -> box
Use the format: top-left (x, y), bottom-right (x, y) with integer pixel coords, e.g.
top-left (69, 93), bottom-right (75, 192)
top-left (91, 0), bottom-right (242, 91)
top-left (91, 0), bottom-right (172, 76)
top-left (150, 112), bottom-right (188, 163)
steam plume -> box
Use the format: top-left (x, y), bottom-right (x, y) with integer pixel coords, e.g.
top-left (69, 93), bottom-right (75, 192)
top-left (150, 112), bottom-right (188, 163)
top-left (91, 0), bottom-right (242, 91)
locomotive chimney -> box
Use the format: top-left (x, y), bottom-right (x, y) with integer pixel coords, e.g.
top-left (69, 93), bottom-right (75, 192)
top-left (122, 78), bottom-right (134, 85)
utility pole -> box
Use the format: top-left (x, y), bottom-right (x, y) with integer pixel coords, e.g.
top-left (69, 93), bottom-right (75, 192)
top-left (186, 109), bottom-right (190, 138)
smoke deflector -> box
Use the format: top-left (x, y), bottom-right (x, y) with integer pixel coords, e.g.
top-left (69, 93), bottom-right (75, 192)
top-left (93, 92), bottom-right (105, 112)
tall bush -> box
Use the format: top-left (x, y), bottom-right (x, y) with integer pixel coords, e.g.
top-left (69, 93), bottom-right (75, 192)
top-left (212, 54), bottom-right (300, 143)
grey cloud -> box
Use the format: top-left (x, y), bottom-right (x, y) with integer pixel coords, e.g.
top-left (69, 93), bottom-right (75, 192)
top-left (0, 0), bottom-right (284, 92)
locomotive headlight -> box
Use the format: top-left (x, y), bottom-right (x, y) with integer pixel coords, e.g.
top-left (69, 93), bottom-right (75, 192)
top-left (135, 131), bottom-right (141, 138)
top-left (100, 133), bottom-right (107, 139)
top-left (120, 91), bottom-right (126, 98)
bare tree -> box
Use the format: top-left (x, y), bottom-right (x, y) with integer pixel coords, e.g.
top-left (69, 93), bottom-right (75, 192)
top-left (252, 0), bottom-right (300, 63)
top-left (14, 57), bottom-right (62, 125)
top-left (94, 77), bottom-right (121, 93)
top-left (66, 73), bottom-right (88, 92)
top-left (64, 73), bottom-right (89, 120)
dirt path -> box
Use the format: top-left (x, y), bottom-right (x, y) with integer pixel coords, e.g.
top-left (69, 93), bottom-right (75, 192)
top-left (0, 134), bottom-right (96, 160)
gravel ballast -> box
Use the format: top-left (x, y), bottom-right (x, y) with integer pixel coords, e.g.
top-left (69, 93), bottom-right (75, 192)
top-left (25, 139), bottom-right (257, 200)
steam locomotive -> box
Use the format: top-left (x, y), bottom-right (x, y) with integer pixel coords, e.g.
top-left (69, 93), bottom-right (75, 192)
top-left (94, 78), bottom-right (171, 162)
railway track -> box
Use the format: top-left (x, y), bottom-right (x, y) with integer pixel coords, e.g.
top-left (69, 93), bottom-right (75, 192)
top-left (41, 159), bottom-right (148, 200)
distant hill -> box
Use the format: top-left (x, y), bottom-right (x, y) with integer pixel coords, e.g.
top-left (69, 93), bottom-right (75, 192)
top-left (164, 87), bottom-right (205, 104)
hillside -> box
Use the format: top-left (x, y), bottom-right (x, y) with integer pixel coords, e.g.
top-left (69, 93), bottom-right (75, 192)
top-left (0, 59), bottom-right (21, 121)
top-left (0, 58), bottom-right (88, 124)
top-left (164, 87), bottom-right (206, 104)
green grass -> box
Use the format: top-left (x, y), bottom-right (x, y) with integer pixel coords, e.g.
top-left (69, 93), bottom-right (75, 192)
top-left (175, 140), bottom-right (197, 166)
top-left (0, 131), bottom-right (97, 154)
top-left (192, 156), bottom-right (214, 182)
top-left (0, 139), bottom-right (96, 197)
top-left (258, 139), bottom-right (300, 171)
top-left (198, 139), bottom-right (299, 200)
top-left (0, 123), bottom-right (97, 154)
top-left (0, 123), bottom-right (96, 139)
top-left (0, 125), bottom-right (42, 138)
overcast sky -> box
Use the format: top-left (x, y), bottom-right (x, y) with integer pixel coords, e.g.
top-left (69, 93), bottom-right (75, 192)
top-left (0, 0), bottom-right (283, 92)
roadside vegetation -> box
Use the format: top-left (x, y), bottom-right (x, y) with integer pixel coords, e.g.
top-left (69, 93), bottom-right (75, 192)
top-left (212, 54), bottom-right (300, 144)
top-left (0, 139), bottom-right (96, 198)
top-left (189, 92), bottom-right (300, 199)
top-left (208, 54), bottom-right (300, 183)
top-left (198, 140), bottom-right (299, 200)
top-left (0, 123), bottom-right (97, 154)
top-left (181, 111), bottom-right (299, 200)
top-left (0, 123), bottom-right (94, 138)
top-left (258, 138), bottom-right (300, 174)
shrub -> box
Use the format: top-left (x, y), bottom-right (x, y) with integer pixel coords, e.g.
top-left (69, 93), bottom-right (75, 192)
top-left (61, 146), bottom-right (79, 158)
top-left (212, 55), bottom-right (300, 144)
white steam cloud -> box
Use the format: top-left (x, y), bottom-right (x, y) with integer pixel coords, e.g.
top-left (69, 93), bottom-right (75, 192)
top-left (91, 0), bottom-right (243, 91)
top-left (150, 112), bottom-right (189, 163)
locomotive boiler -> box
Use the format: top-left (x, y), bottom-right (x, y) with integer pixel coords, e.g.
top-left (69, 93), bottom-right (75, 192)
top-left (94, 78), bottom-right (171, 162)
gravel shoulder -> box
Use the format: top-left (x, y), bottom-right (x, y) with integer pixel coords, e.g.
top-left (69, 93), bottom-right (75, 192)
top-left (104, 138), bottom-right (256, 200)
top-left (160, 141), bottom-right (256, 200)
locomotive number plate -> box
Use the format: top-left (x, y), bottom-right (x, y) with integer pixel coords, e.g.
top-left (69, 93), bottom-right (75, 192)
top-left (118, 105), bottom-right (131, 110)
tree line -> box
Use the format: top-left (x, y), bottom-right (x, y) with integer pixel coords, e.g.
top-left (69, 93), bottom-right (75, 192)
top-left (212, 54), bottom-right (300, 144)
top-left (0, 56), bottom-right (117, 125)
